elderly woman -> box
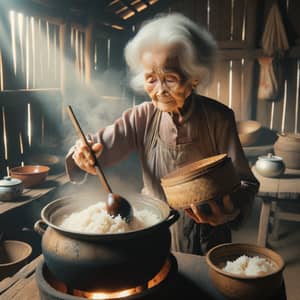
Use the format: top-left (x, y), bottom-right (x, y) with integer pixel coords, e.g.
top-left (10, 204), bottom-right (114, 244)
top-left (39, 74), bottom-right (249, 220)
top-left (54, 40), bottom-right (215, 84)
top-left (66, 13), bottom-right (259, 255)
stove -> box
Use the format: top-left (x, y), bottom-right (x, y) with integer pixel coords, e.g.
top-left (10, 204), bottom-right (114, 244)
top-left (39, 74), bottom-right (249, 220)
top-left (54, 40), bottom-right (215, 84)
top-left (36, 254), bottom-right (178, 300)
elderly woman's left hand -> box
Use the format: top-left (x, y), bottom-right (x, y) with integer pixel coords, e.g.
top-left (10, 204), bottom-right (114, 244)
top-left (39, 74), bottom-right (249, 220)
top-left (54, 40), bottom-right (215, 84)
top-left (185, 195), bottom-right (240, 226)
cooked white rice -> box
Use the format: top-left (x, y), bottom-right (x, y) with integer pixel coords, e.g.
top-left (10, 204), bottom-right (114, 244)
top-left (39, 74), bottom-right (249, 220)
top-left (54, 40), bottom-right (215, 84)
top-left (59, 202), bottom-right (160, 234)
top-left (222, 255), bottom-right (277, 276)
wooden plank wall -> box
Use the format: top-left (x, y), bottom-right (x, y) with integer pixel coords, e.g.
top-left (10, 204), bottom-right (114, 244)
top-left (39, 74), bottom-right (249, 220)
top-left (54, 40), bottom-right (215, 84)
top-left (165, 0), bottom-right (257, 122)
top-left (1, 12), bottom-right (61, 90)
top-left (254, 0), bottom-right (300, 133)
top-left (167, 0), bottom-right (300, 133)
top-left (0, 6), bottom-right (64, 177)
top-left (256, 58), bottom-right (300, 133)
top-left (0, 4), bottom-right (126, 176)
top-left (0, 90), bottom-right (62, 177)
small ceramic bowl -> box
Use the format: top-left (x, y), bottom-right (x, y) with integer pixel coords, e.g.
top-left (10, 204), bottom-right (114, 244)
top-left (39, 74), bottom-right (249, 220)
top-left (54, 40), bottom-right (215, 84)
top-left (0, 240), bottom-right (32, 280)
top-left (10, 165), bottom-right (50, 188)
top-left (206, 243), bottom-right (285, 300)
top-left (255, 153), bottom-right (285, 178)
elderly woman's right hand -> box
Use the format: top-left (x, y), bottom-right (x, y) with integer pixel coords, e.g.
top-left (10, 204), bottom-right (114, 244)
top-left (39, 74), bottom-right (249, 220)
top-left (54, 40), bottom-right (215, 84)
top-left (72, 139), bottom-right (103, 175)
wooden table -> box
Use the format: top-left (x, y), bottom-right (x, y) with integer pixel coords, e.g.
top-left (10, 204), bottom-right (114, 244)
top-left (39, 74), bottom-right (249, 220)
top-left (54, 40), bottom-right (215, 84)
top-left (0, 173), bottom-right (69, 215)
top-left (252, 166), bottom-right (300, 247)
top-left (0, 252), bottom-right (286, 300)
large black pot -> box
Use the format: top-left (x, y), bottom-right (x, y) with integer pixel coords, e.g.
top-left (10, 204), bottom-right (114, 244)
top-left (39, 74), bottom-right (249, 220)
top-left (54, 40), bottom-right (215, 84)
top-left (34, 194), bottom-right (179, 292)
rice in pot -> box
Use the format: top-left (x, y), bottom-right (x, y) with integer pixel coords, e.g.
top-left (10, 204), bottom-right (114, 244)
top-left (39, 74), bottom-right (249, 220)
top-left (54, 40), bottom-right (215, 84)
top-left (222, 255), bottom-right (277, 276)
top-left (59, 202), bottom-right (160, 234)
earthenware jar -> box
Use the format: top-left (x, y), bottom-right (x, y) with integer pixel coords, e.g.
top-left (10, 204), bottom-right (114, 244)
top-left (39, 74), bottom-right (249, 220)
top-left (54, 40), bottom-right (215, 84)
top-left (274, 133), bottom-right (300, 169)
top-left (255, 153), bottom-right (285, 178)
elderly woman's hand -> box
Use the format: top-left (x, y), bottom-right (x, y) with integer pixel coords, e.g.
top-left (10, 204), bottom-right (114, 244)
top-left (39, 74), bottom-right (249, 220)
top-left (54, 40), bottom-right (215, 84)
top-left (185, 195), bottom-right (240, 226)
top-left (72, 139), bottom-right (103, 175)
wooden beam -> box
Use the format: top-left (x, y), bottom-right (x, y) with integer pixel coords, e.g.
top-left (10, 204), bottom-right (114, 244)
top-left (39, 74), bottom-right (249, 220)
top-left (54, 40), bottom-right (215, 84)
top-left (217, 47), bottom-right (300, 60)
top-left (77, 0), bottom-right (129, 30)
top-left (123, 0), bottom-right (173, 27)
top-left (92, 19), bottom-right (131, 38)
top-left (84, 19), bottom-right (93, 84)
top-left (1, 0), bottom-right (127, 29)
top-left (217, 49), bottom-right (264, 60)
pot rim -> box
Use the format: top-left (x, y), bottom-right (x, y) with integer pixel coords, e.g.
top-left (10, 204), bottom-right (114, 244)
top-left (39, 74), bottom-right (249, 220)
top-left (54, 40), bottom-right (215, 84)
top-left (10, 165), bottom-right (50, 175)
top-left (40, 195), bottom-right (179, 241)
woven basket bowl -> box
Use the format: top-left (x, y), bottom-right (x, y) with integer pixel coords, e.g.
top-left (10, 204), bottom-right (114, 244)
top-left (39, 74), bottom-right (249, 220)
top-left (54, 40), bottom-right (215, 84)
top-left (237, 120), bottom-right (262, 147)
top-left (161, 154), bottom-right (240, 209)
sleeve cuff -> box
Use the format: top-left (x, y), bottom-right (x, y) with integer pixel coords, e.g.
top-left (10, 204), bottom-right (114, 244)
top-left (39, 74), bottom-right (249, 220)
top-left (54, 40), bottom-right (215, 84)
top-left (65, 148), bottom-right (88, 184)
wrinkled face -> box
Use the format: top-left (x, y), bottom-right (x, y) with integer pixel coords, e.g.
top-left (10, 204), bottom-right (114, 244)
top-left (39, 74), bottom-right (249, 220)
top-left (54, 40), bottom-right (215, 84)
top-left (141, 46), bottom-right (194, 113)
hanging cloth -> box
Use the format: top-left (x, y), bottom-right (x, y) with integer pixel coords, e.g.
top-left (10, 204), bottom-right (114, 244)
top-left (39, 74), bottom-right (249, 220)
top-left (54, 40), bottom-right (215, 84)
top-left (258, 3), bottom-right (289, 101)
top-left (257, 56), bottom-right (279, 100)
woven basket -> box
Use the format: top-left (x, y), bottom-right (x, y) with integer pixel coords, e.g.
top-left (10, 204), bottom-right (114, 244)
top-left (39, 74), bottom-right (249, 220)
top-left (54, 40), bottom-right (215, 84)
top-left (161, 154), bottom-right (240, 209)
top-left (236, 120), bottom-right (262, 146)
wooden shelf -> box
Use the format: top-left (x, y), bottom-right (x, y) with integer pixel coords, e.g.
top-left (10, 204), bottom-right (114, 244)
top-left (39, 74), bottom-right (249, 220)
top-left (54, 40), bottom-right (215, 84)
top-left (0, 173), bottom-right (69, 215)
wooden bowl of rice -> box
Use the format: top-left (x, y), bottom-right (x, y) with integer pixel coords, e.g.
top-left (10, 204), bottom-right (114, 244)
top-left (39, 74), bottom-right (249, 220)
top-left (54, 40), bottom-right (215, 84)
top-left (160, 154), bottom-right (240, 209)
top-left (206, 243), bottom-right (285, 300)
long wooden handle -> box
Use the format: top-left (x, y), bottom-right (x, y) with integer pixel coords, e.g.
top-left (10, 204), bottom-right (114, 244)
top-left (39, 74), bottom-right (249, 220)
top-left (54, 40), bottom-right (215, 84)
top-left (67, 105), bottom-right (112, 194)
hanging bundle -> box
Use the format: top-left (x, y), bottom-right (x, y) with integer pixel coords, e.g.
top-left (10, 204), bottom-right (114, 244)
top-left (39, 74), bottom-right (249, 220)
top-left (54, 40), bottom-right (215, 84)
top-left (257, 56), bottom-right (281, 101)
top-left (257, 3), bottom-right (289, 101)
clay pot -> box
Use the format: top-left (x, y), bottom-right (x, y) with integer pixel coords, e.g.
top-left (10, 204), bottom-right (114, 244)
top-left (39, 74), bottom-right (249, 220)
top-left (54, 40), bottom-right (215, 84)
top-left (34, 195), bottom-right (179, 291)
top-left (255, 153), bottom-right (285, 178)
top-left (274, 133), bottom-right (300, 169)
top-left (0, 240), bottom-right (32, 280)
top-left (206, 243), bottom-right (285, 300)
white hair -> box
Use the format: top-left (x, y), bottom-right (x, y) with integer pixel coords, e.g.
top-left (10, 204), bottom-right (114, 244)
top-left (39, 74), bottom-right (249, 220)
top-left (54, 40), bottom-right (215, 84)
top-left (124, 13), bottom-right (217, 93)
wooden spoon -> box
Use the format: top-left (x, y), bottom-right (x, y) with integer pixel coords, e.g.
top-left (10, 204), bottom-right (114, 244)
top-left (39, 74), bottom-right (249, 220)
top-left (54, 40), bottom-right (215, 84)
top-left (67, 105), bottom-right (133, 222)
